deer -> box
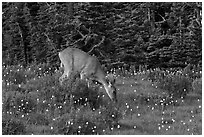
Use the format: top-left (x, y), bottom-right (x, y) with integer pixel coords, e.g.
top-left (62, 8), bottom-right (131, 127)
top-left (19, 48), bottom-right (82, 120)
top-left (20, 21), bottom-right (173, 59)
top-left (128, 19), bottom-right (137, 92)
top-left (59, 47), bottom-right (117, 102)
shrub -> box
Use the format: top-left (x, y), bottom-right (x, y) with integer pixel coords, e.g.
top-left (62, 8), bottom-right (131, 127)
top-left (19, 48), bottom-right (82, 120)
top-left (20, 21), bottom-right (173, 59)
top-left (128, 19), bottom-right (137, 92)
top-left (27, 113), bottom-right (49, 125)
top-left (192, 78), bottom-right (202, 95)
top-left (97, 104), bottom-right (121, 127)
top-left (2, 90), bottom-right (37, 115)
top-left (2, 63), bottom-right (58, 87)
top-left (2, 115), bottom-right (26, 135)
top-left (52, 109), bottom-right (99, 135)
top-left (156, 74), bottom-right (192, 99)
top-left (25, 63), bottom-right (57, 78)
top-left (145, 68), bottom-right (193, 99)
top-left (2, 65), bottom-right (27, 84)
top-left (2, 64), bottom-right (119, 135)
top-left (52, 104), bottom-right (121, 135)
top-left (183, 64), bottom-right (202, 80)
top-left (58, 72), bottom-right (105, 110)
top-left (146, 68), bottom-right (165, 82)
top-left (71, 79), bottom-right (104, 110)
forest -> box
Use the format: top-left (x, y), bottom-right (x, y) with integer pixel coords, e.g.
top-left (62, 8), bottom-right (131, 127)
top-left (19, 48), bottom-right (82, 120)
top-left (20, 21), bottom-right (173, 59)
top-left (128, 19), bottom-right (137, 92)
top-left (2, 2), bottom-right (202, 69)
top-left (2, 2), bottom-right (202, 135)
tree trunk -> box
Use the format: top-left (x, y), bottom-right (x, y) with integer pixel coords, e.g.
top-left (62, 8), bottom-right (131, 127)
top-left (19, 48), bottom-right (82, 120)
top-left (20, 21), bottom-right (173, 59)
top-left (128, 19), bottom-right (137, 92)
top-left (15, 3), bottom-right (28, 66)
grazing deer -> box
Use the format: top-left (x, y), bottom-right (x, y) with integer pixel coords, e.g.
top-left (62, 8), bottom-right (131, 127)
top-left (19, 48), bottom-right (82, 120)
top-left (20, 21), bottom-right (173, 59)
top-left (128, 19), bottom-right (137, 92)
top-left (59, 47), bottom-right (117, 102)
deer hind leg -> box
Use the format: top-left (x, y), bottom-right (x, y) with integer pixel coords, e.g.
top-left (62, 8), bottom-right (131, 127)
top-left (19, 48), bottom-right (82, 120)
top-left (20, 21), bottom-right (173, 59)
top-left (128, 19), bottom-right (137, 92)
top-left (59, 55), bottom-right (73, 85)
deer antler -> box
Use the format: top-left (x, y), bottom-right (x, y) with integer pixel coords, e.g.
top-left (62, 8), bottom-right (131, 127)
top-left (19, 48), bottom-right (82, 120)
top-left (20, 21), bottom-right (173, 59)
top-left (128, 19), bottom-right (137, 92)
top-left (88, 36), bottom-right (105, 53)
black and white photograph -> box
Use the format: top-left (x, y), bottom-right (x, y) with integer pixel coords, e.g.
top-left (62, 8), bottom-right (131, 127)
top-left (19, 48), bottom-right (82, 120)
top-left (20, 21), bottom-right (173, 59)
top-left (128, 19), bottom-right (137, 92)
top-left (2, 2), bottom-right (202, 135)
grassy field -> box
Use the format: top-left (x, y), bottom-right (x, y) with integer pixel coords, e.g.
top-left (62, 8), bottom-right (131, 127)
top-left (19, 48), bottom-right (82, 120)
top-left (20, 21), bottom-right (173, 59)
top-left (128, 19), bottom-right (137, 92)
top-left (2, 65), bottom-right (202, 135)
top-left (107, 76), bottom-right (202, 135)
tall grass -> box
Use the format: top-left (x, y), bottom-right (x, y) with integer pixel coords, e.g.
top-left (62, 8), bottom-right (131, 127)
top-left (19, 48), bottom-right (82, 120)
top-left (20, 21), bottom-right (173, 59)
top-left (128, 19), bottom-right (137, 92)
top-left (2, 63), bottom-right (202, 134)
top-left (2, 64), bottom-right (121, 135)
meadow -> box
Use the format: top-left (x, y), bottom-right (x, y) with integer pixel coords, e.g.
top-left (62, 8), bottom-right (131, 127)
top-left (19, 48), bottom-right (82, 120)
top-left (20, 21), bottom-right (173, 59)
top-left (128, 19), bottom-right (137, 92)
top-left (2, 63), bottom-right (202, 135)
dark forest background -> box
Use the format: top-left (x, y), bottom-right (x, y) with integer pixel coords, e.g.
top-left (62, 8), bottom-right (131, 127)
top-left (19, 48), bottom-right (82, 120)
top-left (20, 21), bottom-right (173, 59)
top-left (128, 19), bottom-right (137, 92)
top-left (2, 2), bottom-right (202, 70)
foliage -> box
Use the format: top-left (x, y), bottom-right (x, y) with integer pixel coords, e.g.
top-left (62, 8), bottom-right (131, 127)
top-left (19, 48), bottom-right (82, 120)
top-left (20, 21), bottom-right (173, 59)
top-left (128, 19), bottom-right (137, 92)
top-left (2, 115), bottom-right (26, 135)
top-left (2, 64), bottom-right (121, 135)
top-left (146, 68), bottom-right (195, 99)
top-left (192, 78), bottom-right (202, 95)
top-left (2, 2), bottom-right (202, 69)
top-left (52, 105), bottom-right (120, 135)
top-left (2, 64), bottom-right (202, 134)
top-left (157, 74), bottom-right (192, 99)
top-left (27, 113), bottom-right (49, 125)
top-left (2, 91), bottom-right (37, 115)
top-left (2, 65), bottom-right (28, 85)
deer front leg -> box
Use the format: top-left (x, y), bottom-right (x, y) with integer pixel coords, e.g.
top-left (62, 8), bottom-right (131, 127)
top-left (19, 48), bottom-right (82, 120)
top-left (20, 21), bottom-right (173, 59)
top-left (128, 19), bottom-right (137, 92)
top-left (59, 70), bottom-right (70, 85)
top-left (80, 72), bottom-right (92, 87)
top-left (59, 73), bottom-right (66, 85)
